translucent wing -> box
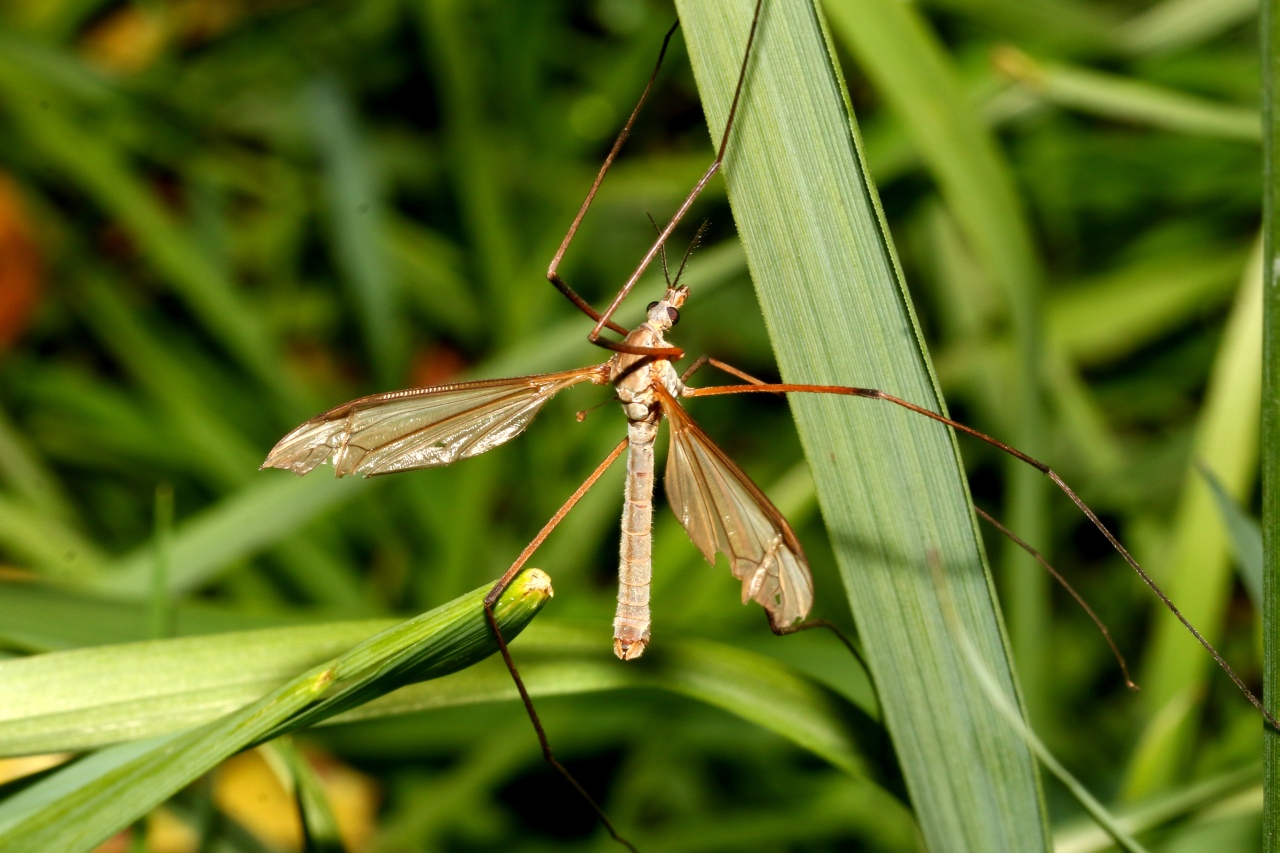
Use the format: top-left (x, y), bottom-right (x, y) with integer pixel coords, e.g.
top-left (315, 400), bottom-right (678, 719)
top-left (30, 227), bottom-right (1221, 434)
top-left (263, 366), bottom-right (607, 478)
top-left (658, 389), bottom-right (813, 629)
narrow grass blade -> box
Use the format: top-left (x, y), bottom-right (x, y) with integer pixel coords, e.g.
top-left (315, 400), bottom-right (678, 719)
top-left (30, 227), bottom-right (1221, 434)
top-left (1118, 0), bottom-right (1258, 56)
top-left (0, 570), bottom-right (551, 853)
top-left (934, 559), bottom-right (1148, 853)
top-left (415, 0), bottom-right (522, 337)
top-left (994, 49), bottom-right (1262, 143)
top-left (920, 0), bottom-right (1118, 53)
top-left (73, 272), bottom-right (260, 487)
top-left (0, 409), bottom-right (74, 521)
top-left (1055, 765), bottom-right (1261, 853)
top-left (676, 1), bottom-right (1047, 848)
top-left (1125, 244), bottom-right (1263, 799)
top-left (263, 739), bottom-right (344, 853)
top-left (385, 218), bottom-right (483, 341)
top-left (95, 474), bottom-right (363, 597)
top-left (0, 496), bottom-right (107, 582)
top-left (1199, 462), bottom-right (1264, 607)
top-left (1047, 249), bottom-right (1248, 367)
top-left (1263, 0), bottom-right (1280, 840)
top-left (0, 60), bottom-right (293, 402)
top-left (148, 483), bottom-right (175, 640)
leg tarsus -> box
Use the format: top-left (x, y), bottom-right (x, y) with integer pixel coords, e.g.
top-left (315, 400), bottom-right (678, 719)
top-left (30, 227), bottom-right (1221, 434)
top-left (772, 617), bottom-right (876, 709)
top-left (973, 506), bottom-right (1137, 691)
top-left (772, 615), bottom-right (893, 779)
top-left (483, 595), bottom-right (637, 852)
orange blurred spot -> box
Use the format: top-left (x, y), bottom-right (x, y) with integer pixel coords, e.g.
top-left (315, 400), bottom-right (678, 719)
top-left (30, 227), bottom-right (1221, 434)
top-left (0, 175), bottom-right (42, 350)
top-left (410, 342), bottom-right (468, 388)
top-left (81, 6), bottom-right (168, 75)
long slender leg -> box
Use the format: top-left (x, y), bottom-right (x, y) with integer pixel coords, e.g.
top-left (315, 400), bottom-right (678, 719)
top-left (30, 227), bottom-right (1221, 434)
top-left (482, 438), bottom-right (635, 851)
top-left (773, 614), bottom-right (875, 688)
top-left (773, 611), bottom-right (894, 776)
top-left (974, 506), bottom-right (1135, 690)
top-left (545, 24), bottom-right (681, 338)
top-left (584, 0), bottom-right (768, 360)
top-left (684, 379), bottom-right (1280, 731)
top-left (681, 354), bottom-right (768, 385)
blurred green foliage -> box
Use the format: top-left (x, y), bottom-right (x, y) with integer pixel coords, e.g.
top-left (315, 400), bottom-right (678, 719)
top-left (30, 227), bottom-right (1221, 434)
top-left (0, 0), bottom-right (1268, 849)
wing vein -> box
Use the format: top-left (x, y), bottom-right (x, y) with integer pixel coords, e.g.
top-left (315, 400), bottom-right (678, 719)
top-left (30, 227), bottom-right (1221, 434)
top-left (656, 386), bottom-right (812, 628)
top-left (263, 366), bottom-right (605, 477)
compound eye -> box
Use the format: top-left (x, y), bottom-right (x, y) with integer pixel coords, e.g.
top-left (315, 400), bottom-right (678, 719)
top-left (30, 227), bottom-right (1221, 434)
top-left (665, 306), bottom-right (680, 326)
top-left (647, 301), bottom-right (659, 313)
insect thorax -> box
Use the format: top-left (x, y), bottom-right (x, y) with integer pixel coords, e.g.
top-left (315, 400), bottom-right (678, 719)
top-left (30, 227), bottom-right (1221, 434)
top-left (610, 324), bottom-right (684, 422)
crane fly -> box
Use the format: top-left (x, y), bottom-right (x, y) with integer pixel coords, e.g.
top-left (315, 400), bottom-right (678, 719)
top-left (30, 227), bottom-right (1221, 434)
top-left (262, 0), bottom-right (1277, 843)
top-left (261, 277), bottom-right (813, 659)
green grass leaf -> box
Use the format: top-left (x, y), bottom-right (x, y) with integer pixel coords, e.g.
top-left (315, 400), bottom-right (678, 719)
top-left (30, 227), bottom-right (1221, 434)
top-left (0, 617), bottom-right (883, 794)
top-left (1262, 0), bottom-right (1280, 840)
top-left (675, 0), bottom-right (1047, 847)
top-left (1199, 461), bottom-right (1264, 607)
top-left (824, 0), bottom-right (1054, 724)
top-left (994, 48), bottom-right (1262, 142)
top-left (1124, 245), bottom-right (1263, 799)
top-left (0, 569), bottom-right (551, 852)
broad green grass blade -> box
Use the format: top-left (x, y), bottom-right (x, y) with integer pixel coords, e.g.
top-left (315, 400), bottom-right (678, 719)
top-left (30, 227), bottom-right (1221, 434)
top-left (675, 1), bottom-right (1047, 849)
top-left (0, 619), bottom-right (396, 755)
top-left (1264, 0), bottom-right (1280, 841)
top-left (1124, 245), bottom-right (1263, 799)
top-left (0, 570), bottom-right (551, 853)
top-left (824, 0), bottom-right (1052, 724)
top-left (0, 618), bottom-right (881, 789)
